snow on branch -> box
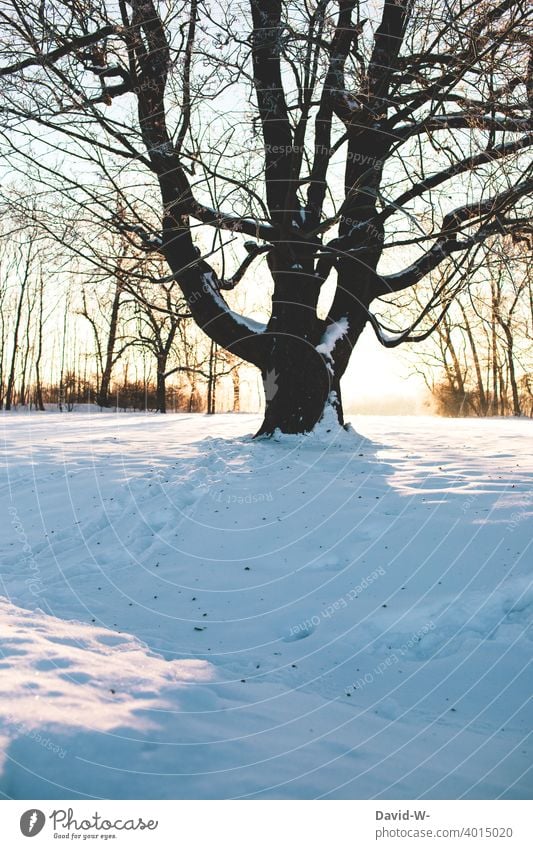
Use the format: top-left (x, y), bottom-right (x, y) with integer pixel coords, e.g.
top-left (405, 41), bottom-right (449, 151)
top-left (190, 204), bottom-right (276, 243)
top-left (199, 270), bottom-right (266, 335)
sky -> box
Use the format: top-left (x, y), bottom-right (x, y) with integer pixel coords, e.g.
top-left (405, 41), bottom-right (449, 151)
top-left (4, 0), bottom-right (521, 417)
top-left (343, 327), bottom-right (429, 415)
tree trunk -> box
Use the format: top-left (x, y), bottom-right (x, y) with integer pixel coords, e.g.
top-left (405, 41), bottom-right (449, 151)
top-left (503, 325), bottom-right (520, 416)
top-left (96, 281), bottom-right (121, 407)
top-left (58, 295), bottom-right (69, 411)
top-left (206, 339), bottom-right (217, 415)
top-left (156, 356), bottom-right (167, 413)
top-left (490, 281), bottom-right (499, 415)
top-left (188, 377), bottom-right (197, 412)
top-left (231, 365), bottom-right (240, 412)
top-left (256, 337), bottom-right (334, 435)
top-left (459, 301), bottom-right (487, 414)
top-left (18, 290), bottom-right (34, 408)
top-left (499, 365), bottom-right (506, 416)
top-left (5, 272), bottom-right (27, 410)
top-left (34, 274), bottom-right (45, 411)
top-left (253, 252), bottom-right (370, 436)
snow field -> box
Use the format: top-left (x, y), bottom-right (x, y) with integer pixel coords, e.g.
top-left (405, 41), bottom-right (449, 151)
top-left (1, 412), bottom-right (531, 799)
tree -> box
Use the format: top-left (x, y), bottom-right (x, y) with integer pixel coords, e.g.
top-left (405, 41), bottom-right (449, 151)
top-left (204, 342), bottom-right (242, 414)
top-left (0, 0), bottom-right (531, 433)
top-left (80, 279), bottom-right (124, 408)
top-left (2, 229), bottom-right (37, 410)
top-left (130, 272), bottom-right (190, 413)
top-left (77, 229), bottom-right (135, 409)
top-left (33, 271), bottom-right (46, 411)
top-left (489, 249), bottom-right (531, 416)
top-left (408, 241), bottom-right (532, 416)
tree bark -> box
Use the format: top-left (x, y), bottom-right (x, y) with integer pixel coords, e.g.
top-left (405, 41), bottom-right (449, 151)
top-left (5, 252), bottom-right (30, 410)
top-left (34, 273), bottom-right (45, 411)
top-left (97, 280), bottom-right (122, 407)
top-left (490, 281), bottom-right (500, 415)
top-left (156, 355), bottom-right (167, 413)
top-left (459, 301), bottom-right (487, 415)
top-left (256, 338), bottom-right (332, 435)
top-left (502, 324), bottom-right (521, 416)
top-left (206, 339), bottom-right (217, 415)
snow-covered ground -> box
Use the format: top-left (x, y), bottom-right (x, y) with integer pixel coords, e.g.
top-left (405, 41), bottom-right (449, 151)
top-left (0, 412), bottom-right (531, 799)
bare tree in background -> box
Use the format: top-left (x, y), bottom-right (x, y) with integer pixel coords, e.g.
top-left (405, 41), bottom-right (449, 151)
top-left (1, 228), bottom-right (38, 410)
top-left (0, 0), bottom-right (531, 433)
top-left (489, 247), bottom-right (531, 416)
top-left (76, 224), bottom-right (138, 409)
top-left (409, 242), bottom-right (531, 416)
top-left (33, 271), bottom-right (46, 411)
top-left (130, 269), bottom-right (191, 413)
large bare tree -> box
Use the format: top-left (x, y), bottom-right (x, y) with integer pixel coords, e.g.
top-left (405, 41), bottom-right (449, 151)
top-left (1, 0), bottom-right (531, 433)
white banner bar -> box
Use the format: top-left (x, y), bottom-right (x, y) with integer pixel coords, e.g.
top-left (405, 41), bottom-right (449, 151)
top-left (1, 800), bottom-right (531, 848)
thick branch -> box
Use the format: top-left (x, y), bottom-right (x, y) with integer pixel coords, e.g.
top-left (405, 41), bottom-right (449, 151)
top-left (306, 0), bottom-right (356, 227)
top-left (0, 25), bottom-right (116, 76)
top-left (250, 0), bottom-right (295, 221)
top-left (377, 179), bottom-right (533, 295)
top-left (175, 0), bottom-right (197, 155)
top-left (396, 114), bottom-right (533, 141)
top-left (366, 0), bottom-right (411, 105)
top-left (128, 0), bottom-right (268, 367)
top-left (382, 134), bottom-right (533, 220)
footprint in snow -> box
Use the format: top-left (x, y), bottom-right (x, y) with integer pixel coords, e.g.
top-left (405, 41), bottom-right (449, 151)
top-left (283, 622), bottom-right (316, 642)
